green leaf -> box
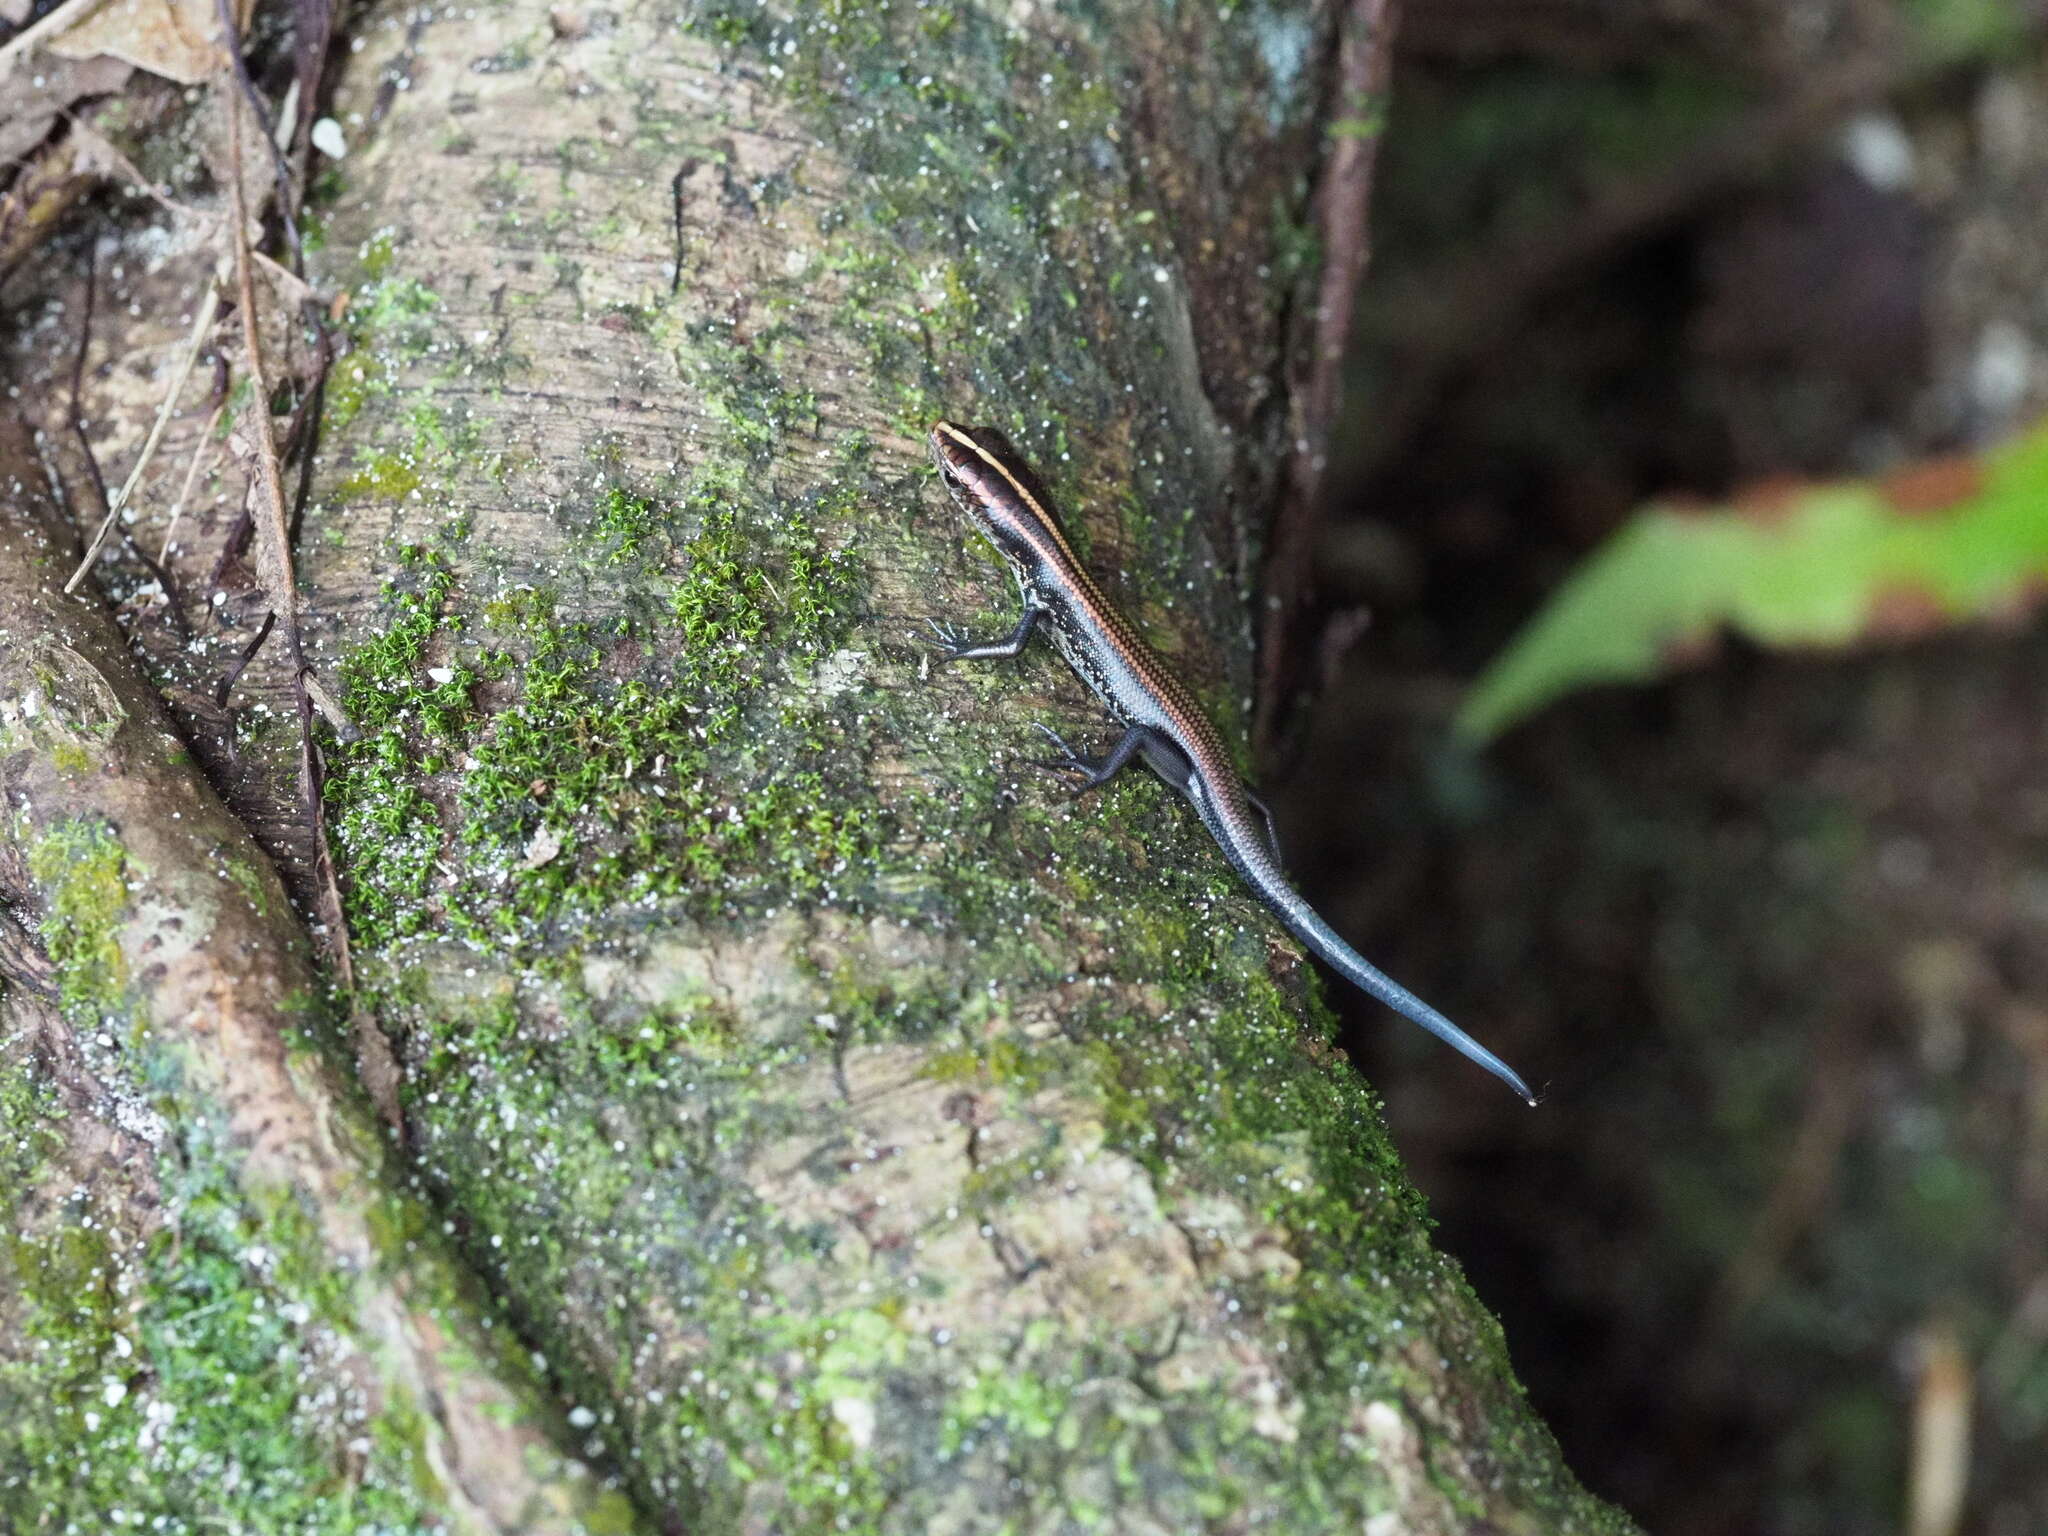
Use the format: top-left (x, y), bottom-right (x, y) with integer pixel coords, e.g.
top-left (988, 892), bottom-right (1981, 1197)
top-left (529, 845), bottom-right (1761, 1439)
top-left (1457, 418), bottom-right (2048, 743)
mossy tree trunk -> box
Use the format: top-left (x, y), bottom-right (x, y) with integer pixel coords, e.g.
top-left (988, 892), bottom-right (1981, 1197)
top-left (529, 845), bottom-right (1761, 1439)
top-left (1, 0), bottom-right (1632, 1530)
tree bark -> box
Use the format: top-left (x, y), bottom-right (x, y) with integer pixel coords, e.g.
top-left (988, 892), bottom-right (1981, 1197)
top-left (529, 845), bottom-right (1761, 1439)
top-left (0, 415), bottom-right (630, 1530)
top-left (0, 0), bottom-right (1634, 1530)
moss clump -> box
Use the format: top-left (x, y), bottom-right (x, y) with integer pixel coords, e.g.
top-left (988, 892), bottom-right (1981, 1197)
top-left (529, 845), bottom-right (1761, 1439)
top-left (382, 955), bottom-right (1050, 1532)
top-left (591, 484), bottom-right (661, 562)
top-left (0, 817), bottom-right (535, 1531)
top-left (326, 461), bottom-right (871, 957)
top-left (326, 265), bottom-right (455, 464)
top-left (0, 1112), bottom-right (458, 1533)
top-left (0, 1061), bottom-right (61, 1188)
top-left (25, 818), bottom-right (129, 1024)
top-left (335, 449), bottom-right (423, 502)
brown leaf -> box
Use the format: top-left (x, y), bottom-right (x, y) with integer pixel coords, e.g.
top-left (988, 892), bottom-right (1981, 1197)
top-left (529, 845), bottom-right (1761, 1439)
top-left (1882, 454), bottom-right (1985, 517)
top-left (0, 53), bottom-right (131, 165)
top-left (1731, 472), bottom-right (1809, 527)
top-left (39, 0), bottom-right (250, 85)
top-left (1865, 582), bottom-right (1949, 639)
top-left (0, 130), bottom-right (100, 279)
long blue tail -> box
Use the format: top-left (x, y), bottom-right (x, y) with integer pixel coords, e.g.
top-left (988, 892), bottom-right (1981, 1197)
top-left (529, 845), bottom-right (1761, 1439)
top-left (1272, 890), bottom-right (1537, 1104)
top-left (1200, 793), bottom-right (1537, 1103)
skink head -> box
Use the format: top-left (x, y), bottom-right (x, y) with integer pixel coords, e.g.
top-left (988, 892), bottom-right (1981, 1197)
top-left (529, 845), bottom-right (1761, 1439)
top-left (929, 420), bottom-right (1076, 577)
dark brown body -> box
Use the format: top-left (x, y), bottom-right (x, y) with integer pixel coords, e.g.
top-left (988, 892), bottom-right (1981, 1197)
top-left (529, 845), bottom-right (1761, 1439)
top-left (928, 420), bottom-right (1534, 1102)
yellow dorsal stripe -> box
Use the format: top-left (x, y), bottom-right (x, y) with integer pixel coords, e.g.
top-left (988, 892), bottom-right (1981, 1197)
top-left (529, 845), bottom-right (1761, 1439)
top-left (933, 421), bottom-right (1081, 567)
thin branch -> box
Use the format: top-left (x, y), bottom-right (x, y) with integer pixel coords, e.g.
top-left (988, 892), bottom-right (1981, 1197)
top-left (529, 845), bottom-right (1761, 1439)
top-left (214, 609), bottom-right (277, 710)
top-left (1705, 1028), bottom-right (1862, 1332)
top-left (159, 397), bottom-right (227, 562)
top-left (214, 0), bottom-right (305, 273)
top-left (209, 354), bottom-right (328, 585)
top-left (225, 90), bottom-right (396, 1133)
top-left (299, 665), bottom-right (358, 742)
top-left (283, 308), bottom-right (337, 547)
top-left (226, 102), bottom-right (303, 665)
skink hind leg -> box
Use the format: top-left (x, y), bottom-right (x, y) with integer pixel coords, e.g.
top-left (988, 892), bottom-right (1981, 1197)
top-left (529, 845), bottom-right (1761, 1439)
top-left (1243, 789), bottom-right (1287, 867)
top-left (1031, 721), bottom-right (1159, 793)
top-left (921, 607), bottom-right (1042, 662)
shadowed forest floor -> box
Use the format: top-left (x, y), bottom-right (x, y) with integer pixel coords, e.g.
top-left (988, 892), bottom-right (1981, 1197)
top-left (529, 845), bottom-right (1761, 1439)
top-left (1284, 13), bottom-right (2048, 1534)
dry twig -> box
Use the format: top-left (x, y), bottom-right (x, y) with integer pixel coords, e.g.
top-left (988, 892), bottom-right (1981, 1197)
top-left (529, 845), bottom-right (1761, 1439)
top-left (158, 396), bottom-right (226, 561)
top-left (1905, 1320), bottom-right (1972, 1536)
top-left (224, 80), bottom-right (398, 1131)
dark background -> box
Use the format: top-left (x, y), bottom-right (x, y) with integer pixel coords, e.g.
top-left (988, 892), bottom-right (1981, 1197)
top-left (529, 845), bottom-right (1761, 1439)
top-left (1276, 6), bottom-right (2048, 1533)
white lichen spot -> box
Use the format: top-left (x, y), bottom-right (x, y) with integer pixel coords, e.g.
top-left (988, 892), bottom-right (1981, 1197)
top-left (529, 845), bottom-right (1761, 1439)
top-left (521, 824), bottom-right (565, 870)
top-left (310, 117), bottom-right (349, 160)
top-left (1838, 112), bottom-right (1914, 191)
top-left (830, 1395), bottom-right (875, 1451)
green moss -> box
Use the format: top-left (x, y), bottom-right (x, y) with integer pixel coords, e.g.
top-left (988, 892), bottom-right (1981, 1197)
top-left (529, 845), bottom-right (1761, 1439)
top-left (326, 268), bottom-right (446, 441)
top-left (0, 1059), bottom-right (61, 1187)
top-left (325, 458), bottom-right (870, 956)
top-left (591, 485), bottom-right (661, 561)
top-left (0, 813), bottom-right (592, 1529)
top-left (370, 968), bottom-right (938, 1529)
top-left (336, 449), bottom-right (423, 502)
top-left (0, 1121), bottom-right (452, 1533)
top-left (359, 228), bottom-right (397, 279)
top-left (25, 818), bottom-right (129, 1025)
top-left (322, 350), bottom-right (381, 436)
top-left (223, 856), bottom-right (272, 918)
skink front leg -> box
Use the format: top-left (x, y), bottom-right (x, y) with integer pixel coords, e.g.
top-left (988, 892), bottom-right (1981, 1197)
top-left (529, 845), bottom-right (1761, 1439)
top-left (923, 606), bottom-right (1043, 663)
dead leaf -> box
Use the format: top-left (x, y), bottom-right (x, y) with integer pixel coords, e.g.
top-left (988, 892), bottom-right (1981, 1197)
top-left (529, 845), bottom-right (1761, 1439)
top-left (1882, 454), bottom-right (1984, 517)
top-left (0, 52), bottom-right (131, 165)
top-left (0, 131), bottom-right (101, 279)
top-left (37, 0), bottom-right (252, 86)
